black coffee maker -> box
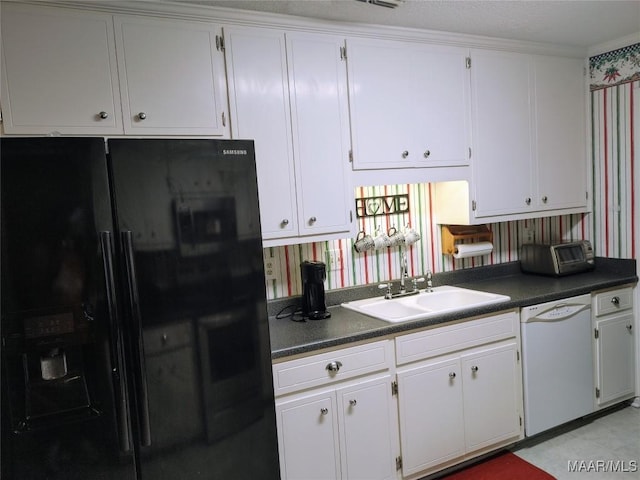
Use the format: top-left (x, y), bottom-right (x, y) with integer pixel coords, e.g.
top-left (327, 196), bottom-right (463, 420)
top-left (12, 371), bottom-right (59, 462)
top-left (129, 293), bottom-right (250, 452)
top-left (300, 261), bottom-right (331, 320)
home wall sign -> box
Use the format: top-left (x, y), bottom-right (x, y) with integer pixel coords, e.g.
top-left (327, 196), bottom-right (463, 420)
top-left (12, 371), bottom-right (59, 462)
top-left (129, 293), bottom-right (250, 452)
top-left (355, 194), bottom-right (410, 218)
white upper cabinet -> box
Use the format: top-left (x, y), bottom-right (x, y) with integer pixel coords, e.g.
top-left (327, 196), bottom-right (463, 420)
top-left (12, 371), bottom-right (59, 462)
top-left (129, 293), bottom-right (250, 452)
top-left (114, 16), bottom-right (228, 136)
top-left (534, 55), bottom-right (587, 211)
top-left (346, 37), bottom-right (471, 170)
top-left (286, 32), bottom-right (352, 239)
top-left (224, 27), bottom-right (298, 240)
top-left (470, 49), bottom-right (535, 218)
top-left (0, 4), bottom-right (122, 135)
top-left (224, 27), bottom-right (353, 245)
top-left (435, 50), bottom-right (588, 224)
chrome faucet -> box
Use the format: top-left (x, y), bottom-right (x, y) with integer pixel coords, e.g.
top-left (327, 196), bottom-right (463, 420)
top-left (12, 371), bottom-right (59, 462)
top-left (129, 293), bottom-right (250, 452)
top-left (379, 247), bottom-right (425, 299)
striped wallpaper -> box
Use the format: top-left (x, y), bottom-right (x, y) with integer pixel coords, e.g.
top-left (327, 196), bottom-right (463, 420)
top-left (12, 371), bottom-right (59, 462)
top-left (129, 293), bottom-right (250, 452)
top-left (263, 183), bottom-right (590, 299)
top-left (590, 80), bottom-right (638, 260)
top-left (263, 43), bottom-right (640, 301)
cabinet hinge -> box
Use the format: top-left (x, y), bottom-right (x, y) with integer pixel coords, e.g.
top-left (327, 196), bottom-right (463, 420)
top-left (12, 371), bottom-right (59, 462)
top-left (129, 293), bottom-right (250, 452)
top-left (517, 350), bottom-right (520, 362)
top-left (596, 387), bottom-right (600, 398)
top-left (471, 200), bottom-right (477, 211)
top-left (340, 45), bottom-right (347, 60)
top-left (348, 150), bottom-right (353, 163)
top-left (391, 381), bottom-right (398, 396)
top-left (586, 191), bottom-right (589, 200)
top-left (468, 147), bottom-right (472, 159)
top-left (466, 57), bottom-right (471, 69)
top-left (350, 210), bottom-right (353, 223)
top-left (519, 416), bottom-right (522, 426)
top-left (395, 456), bottom-right (403, 471)
top-left (594, 328), bottom-right (599, 339)
top-left (215, 34), bottom-right (225, 52)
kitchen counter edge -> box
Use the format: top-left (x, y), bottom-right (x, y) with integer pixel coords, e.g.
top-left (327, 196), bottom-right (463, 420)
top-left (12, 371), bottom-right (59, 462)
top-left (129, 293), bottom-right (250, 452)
top-left (268, 258), bottom-right (637, 360)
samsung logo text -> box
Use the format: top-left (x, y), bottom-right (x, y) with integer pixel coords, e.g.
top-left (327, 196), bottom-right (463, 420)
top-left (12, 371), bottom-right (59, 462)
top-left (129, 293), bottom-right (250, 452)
top-left (223, 149), bottom-right (248, 155)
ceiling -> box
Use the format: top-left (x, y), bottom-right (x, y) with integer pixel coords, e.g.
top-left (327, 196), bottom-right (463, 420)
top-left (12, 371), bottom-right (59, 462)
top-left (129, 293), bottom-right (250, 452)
top-left (173, 0), bottom-right (640, 50)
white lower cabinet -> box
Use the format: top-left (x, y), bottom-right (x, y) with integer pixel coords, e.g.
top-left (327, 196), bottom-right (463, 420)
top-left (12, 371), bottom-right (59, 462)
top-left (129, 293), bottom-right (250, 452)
top-left (593, 286), bottom-right (636, 408)
top-left (273, 340), bottom-right (399, 480)
top-left (395, 312), bottom-right (523, 478)
top-left (273, 313), bottom-right (525, 480)
top-left (276, 390), bottom-right (341, 480)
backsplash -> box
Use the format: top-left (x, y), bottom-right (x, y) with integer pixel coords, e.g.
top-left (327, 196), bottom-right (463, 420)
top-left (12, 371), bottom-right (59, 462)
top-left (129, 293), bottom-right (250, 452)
top-left (263, 183), bottom-right (590, 300)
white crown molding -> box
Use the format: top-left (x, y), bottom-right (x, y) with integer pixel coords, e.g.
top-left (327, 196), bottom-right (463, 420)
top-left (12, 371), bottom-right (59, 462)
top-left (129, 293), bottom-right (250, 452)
top-left (7, 0), bottom-right (586, 58)
top-left (588, 32), bottom-right (640, 57)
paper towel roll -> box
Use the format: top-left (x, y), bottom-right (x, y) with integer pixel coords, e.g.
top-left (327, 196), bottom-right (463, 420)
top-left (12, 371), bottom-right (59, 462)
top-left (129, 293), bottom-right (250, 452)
top-left (453, 242), bottom-right (493, 259)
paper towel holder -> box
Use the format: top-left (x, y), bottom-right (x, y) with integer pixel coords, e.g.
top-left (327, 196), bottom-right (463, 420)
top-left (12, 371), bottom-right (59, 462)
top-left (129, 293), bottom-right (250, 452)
top-left (441, 225), bottom-right (493, 255)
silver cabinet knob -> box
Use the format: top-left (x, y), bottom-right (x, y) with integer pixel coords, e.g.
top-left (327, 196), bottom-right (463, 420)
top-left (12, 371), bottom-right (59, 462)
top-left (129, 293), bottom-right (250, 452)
top-left (326, 361), bottom-right (342, 373)
top-left (137, 112), bottom-right (147, 120)
top-left (471, 365), bottom-right (479, 373)
top-left (402, 150), bottom-right (409, 158)
top-left (449, 372), bottom-right (456, 379)
top-left (525, 198), bottom-right (531, 205)
top-left (281, 219), bottom-right (289, 226)
top-left (98, 111), bottom-right (109, 119)
top-left (611, 296), bottom-right (620, 306)
top-left (424, 150), bottom-right (431, 158)
top-left (320, 408), bottom-right (329, 415)
top-left (309, 216), bottom-right (317, 224)
top-left (542, 195), bottom-right (548, 203)
top-left (349, 399), bottom-right (357, 407)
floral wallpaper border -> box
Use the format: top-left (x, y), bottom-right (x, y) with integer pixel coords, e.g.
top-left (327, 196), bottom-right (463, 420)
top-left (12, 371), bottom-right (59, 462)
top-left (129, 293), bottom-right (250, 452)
top-left (590, 43), bottom-right (640, 91)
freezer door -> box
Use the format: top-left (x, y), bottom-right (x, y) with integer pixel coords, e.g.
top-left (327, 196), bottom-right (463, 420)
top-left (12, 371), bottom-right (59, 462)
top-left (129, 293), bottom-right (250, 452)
top-left (108, 139), bottom-right (280, 479)
top-left (1, 137), bottom-right (136, 480)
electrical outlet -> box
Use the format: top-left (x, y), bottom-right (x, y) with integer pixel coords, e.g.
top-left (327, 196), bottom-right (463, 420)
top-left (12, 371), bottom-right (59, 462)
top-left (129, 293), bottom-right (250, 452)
top-left (523, 227), bottom-right (535, 244)
top-left (326, 249), bottom-right (342, 272)
top-left (264, 254), bottom-right (277, 280)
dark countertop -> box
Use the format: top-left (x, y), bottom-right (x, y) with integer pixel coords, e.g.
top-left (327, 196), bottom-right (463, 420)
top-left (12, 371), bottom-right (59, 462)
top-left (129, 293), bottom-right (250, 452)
top-left (268, 258), bottom-right (637, 360)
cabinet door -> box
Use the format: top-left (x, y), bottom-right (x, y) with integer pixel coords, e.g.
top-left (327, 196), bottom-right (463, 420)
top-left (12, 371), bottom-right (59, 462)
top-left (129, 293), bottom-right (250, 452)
top-left (276, 391), bottom-right (341, 480)
top-left (224, 27), bottom-right (298, 240)
top-left (286, 32), bottom-right (352, 237)
top-left (412, 46), bottom-right (471, 168)
top-left (461, 342), bottom-right (521, 453)
top-left (534, 55), bottom-right (588, 210)
top-left (346, 38), bottom-right (415, 169)
top-left (470, 50), bottom-right (534, 217)
top-left (397, 358), bottom-right (464, 476)
top-left (0, 4), bottom-right (122, 134)
top-left (114, 16), bottom-right (227, 135)
top-left (596, 313), bottom-right (635, 406)
top-left (337, 376), bottom-right (397, 480)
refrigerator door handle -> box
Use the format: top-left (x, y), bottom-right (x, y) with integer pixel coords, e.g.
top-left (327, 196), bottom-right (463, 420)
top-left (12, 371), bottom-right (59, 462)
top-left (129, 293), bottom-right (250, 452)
top-left (121, 230), bottom-right (152, 447)
top-left (100, 231), bottom-right (133, 453)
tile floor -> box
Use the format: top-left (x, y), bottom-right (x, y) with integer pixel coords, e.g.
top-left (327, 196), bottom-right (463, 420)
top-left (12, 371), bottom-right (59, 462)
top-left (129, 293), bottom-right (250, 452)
top-left (512, 401), bottom-right (640, 479)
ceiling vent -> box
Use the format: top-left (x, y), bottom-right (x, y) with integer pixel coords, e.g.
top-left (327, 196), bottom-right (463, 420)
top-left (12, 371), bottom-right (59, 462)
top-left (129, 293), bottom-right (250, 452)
top-left (356, 0), bottom-right (405, 9)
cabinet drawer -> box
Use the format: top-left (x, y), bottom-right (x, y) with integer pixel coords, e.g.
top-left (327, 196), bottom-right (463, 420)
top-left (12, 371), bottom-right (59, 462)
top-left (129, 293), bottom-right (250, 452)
top-left (396, 311), bottom-right (518, 365)
top-left (272, 340), bottom-right (392, 396)
top-left (593, 286), bottom-right (633, 317)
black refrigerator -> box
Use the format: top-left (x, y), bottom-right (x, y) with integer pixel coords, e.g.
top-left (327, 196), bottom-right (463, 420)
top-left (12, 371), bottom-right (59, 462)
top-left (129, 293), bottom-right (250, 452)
top-left (1, 137), bottom-right (280, 479)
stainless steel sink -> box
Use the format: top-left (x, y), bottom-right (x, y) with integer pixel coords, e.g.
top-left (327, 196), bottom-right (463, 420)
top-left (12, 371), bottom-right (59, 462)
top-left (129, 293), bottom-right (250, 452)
top-left (341, 286), bottom-right (511, 323)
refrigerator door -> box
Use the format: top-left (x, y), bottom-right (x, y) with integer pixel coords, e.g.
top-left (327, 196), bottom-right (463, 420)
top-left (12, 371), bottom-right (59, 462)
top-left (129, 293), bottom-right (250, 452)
top-left (108, 139), bottom-right (280, 479)
top-left (1, 138), bottom-right (136, 480)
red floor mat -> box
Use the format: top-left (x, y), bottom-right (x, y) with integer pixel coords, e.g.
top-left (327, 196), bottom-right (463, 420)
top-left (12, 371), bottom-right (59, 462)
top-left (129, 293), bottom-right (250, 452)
top-left (442, 452), bottom-right (555, 480)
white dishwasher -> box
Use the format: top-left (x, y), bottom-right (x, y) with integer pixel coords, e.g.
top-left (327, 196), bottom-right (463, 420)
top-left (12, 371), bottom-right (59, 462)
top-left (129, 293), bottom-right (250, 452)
top-left (520, 293), bottom-right (595, 436)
